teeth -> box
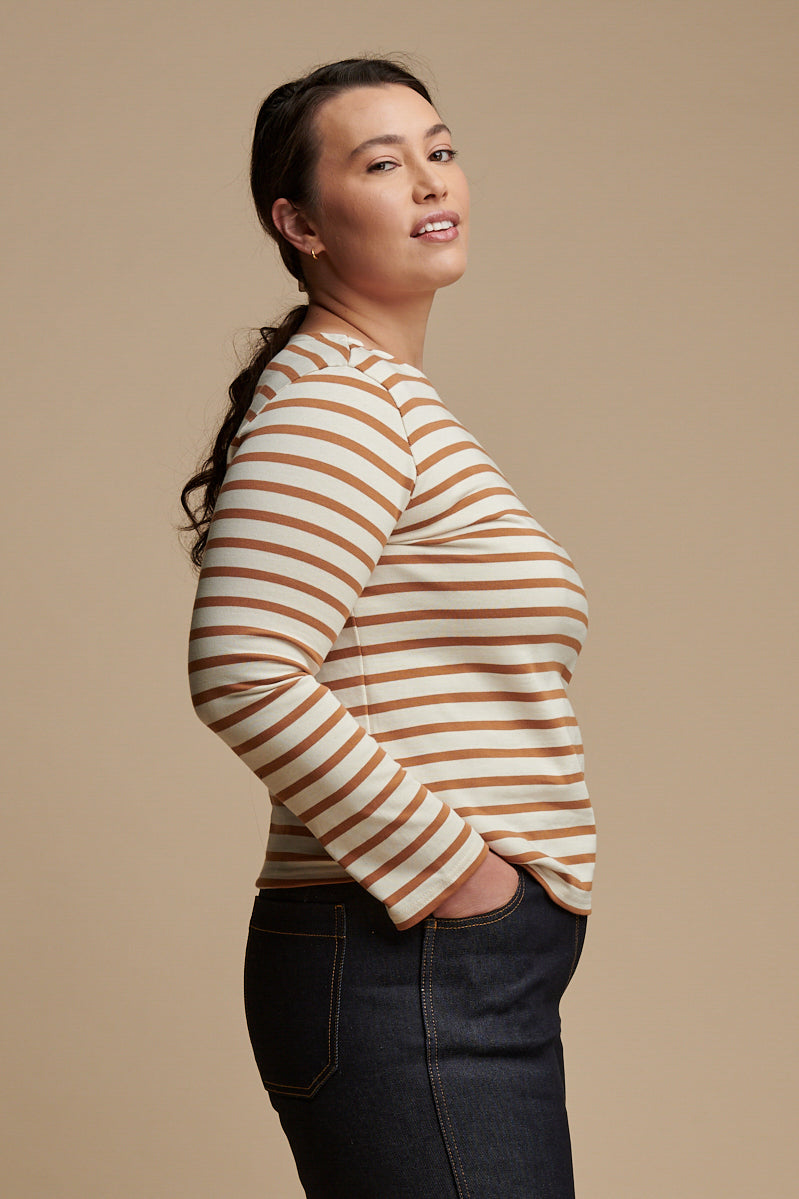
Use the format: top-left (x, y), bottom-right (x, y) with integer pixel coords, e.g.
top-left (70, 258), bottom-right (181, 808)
top-left (416, 220), bottom-right (454, 235)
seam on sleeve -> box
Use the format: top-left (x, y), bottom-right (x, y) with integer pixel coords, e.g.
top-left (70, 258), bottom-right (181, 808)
top-left (349, 616), bottom-right (373, 736)
top-left (351, 359), bottom-right (420, 505)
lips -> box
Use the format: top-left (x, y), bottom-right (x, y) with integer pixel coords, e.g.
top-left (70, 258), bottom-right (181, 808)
top-left (410, 210), bottom-right (460, 237)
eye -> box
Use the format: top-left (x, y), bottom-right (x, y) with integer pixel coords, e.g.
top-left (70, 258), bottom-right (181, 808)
top-left (366, 159), bottom-right (398, 173)
top-left (430, 147), bottom-right (458, 163)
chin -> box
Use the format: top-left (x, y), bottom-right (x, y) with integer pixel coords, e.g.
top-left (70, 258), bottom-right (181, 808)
top-left (434, 257), bottom-right (468, 290)
top-left (418, 244), bottom-right (468, 291)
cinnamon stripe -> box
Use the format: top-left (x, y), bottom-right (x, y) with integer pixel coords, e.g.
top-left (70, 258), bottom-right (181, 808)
top-left (188, 331), bottom-right (595, 929)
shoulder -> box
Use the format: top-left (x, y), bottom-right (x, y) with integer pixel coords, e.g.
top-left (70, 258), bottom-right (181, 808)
top-left (253, 334), bottom-right (396, 412)
top-left (229, 335), bottom-right (414, 462)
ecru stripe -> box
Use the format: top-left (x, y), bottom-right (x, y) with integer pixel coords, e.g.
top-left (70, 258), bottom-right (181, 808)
top-left (188, 331), bottom-right (595, 928)
top-left (325, 633), bottom-right (584, 660)
top-left (230, 452), bottom-right (402, 516)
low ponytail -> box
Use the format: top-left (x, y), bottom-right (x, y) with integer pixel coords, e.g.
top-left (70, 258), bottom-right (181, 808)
top-left (179, 56), bottom-right (433, 570)
top-left (180, 304), bottom-right (307, 569)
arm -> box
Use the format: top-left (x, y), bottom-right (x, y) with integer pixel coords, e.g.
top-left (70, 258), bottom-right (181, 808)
top-left (188, 366), bottom-right (489, 929)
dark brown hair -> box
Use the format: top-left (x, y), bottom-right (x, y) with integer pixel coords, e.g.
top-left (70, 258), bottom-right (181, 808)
top-left (180, 57), bottom-right (433, 569)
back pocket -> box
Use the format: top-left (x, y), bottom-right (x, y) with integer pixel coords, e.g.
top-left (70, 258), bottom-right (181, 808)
top-left (244, 897), bottom-right (346, 1098)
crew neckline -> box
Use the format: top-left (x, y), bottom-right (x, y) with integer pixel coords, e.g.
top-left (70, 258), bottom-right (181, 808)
top-left (294, 330), bottom-right (364, 350)
top-left (288, 330), bottom-right (432, 378)
top-left (291, 330), bottom-right (398, 359)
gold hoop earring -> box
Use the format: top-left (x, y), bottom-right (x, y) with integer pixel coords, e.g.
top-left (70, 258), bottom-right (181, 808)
top-left (311, 248), bottom-right (318, 260)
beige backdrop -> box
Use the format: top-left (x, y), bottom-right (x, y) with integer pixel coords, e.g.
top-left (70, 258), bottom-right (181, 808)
top-left (2, 1), bottom-right (797, 1196)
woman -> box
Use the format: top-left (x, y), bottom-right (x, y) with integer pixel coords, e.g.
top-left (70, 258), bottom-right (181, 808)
top-left (183, 57), bottom-right (595, 1199)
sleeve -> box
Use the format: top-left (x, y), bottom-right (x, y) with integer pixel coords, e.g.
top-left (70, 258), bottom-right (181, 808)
top-left (187, 366), bottom-right (488, 929)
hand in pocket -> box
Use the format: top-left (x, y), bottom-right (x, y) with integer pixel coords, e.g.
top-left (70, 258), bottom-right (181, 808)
top-left (432, 850), bottom-right (520, 920)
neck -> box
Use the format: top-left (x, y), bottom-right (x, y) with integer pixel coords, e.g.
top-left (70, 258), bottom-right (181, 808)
top-left (299, 291), bottom-right (434, 370)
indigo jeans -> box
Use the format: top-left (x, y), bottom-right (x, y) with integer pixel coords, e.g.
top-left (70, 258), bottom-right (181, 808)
top-left (244, 867), bottom-right (587, 1199)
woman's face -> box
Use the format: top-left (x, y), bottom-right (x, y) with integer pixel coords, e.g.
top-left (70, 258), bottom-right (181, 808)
top-left (306, 84), bottom-right (469, 302)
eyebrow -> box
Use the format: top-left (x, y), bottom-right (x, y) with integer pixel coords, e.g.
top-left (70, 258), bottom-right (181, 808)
top-left (349, 123), bottom-right (452, 158)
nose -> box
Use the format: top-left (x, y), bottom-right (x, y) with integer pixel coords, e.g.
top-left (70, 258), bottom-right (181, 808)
top-left (412, 159), bottom-right (448, 203)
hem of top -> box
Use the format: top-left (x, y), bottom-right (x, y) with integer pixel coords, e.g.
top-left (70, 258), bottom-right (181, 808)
top-left (525, 864), bottom-right (593, 916)
top-left (255, 874), bottom-right (358, 890)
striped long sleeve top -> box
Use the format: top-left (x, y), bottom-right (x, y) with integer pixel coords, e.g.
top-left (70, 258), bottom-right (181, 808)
top-left (188, 331), bottom-right (595, 929)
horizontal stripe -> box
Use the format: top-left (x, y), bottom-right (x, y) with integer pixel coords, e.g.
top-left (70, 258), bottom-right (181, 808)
top-left (427, 773), bottom-right (586, 791)
top-left (230, 451), bottom-right (404, 517)
top-left (363, 576), bottom-right (586, 596)
top-left (456, 799), bottom-right (593, 817)
top-left (209, 510), bottom-right (380, 571)
top-left (265, 393), bottom-right (409, 450)
top-left (188, 331), bottom-right (595, 928)
top-left (198, 567), bottom-right (351, 619)
top-left (351, 605), bottom-right (589, 628)
top-left (327, 660), bottom-right (570, 687)
top-left (372, 717), bottom-right (579, 741)
top-left (325, 633), bottom-right (584, 659)
top-left (397, 745), bottom-right (584, 766)
top-left (192, 595), bottom-right (338, 640)
top-left (235, 424), bottom-right (413, 488)
top-left (482, 825), bottom-right (596, 843)
top-left (415, 525), bottom-right (562, 546)
top-left (384, 549), bottom-right (576, 566)
top-left (219, 478), bottom-right (399, 539)
top-left (351, 689), bottom-right (569, 714)
top-left (204, 537), bottom-right (363, 592)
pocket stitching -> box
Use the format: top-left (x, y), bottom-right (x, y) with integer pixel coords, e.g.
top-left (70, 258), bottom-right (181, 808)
top-left (433, 869), bottom-right (526, 930)
top-left (249, 903), bottom-right (346, 1098)
top-left (566, 913), bottom-right (585, 984)
top-left (248, 925), bottom-right (339, 938)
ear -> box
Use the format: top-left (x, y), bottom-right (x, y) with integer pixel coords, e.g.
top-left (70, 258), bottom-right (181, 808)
top-left (272, 198), bottom-right (325, 257)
